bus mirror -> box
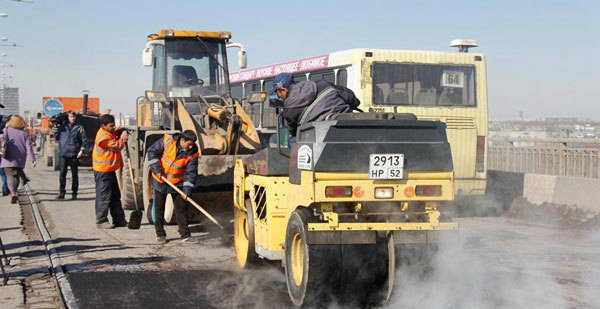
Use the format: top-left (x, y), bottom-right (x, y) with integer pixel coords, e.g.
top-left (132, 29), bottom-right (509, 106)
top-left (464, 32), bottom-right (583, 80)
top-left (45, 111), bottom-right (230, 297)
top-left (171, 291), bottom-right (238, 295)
top-left (142, 46), bottom-right (153, 66)
top-left (238, 50), bottom-right (247, 69)
top-left (247, 92), bottom-right (267, 105)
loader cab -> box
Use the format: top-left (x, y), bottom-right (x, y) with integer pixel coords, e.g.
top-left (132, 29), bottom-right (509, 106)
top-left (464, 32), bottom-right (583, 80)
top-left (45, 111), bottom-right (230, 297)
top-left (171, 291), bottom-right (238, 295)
top-left (143, 30), bottom-right (235, 100)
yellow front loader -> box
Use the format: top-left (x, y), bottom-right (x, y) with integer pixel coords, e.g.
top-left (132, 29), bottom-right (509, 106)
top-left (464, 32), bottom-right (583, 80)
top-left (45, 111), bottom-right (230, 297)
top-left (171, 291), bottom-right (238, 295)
top-left (121, 29), bottom-right (262, 224)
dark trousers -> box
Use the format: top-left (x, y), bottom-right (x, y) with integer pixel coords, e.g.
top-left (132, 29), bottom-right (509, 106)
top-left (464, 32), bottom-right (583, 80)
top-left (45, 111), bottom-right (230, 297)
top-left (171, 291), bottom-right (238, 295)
top-left (0, 168), bottom-right (8, 195)
top-left (153, 189), bottom-right (190, 238)
top-left (59, 156), bottom-right (79, 194)
top-left (94, 171), bottom-right (126, 225)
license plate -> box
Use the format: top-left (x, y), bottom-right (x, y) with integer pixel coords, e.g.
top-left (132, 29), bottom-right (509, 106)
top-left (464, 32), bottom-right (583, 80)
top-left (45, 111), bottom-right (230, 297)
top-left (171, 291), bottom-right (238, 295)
top-left (369, 154), bottom-right (404, 179)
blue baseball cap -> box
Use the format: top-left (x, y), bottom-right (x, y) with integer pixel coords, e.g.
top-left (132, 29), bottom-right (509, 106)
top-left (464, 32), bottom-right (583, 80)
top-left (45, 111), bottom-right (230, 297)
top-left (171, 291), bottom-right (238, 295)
top-left (269, 73), bottom-right (293, 95)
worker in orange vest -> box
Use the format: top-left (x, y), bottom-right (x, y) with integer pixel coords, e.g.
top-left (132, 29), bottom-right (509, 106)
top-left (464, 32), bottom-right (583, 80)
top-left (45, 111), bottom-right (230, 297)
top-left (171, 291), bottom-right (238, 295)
top-left (147, 130), bottom-right (199, 244)
top-left (92, 114), bottom-right (128, 229)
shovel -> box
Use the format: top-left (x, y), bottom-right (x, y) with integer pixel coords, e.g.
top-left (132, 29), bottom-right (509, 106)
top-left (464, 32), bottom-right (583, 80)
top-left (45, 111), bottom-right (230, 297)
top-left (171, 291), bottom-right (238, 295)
top-left (126, 143), bottom-right (143, 229)
top-left (160, 175), bottom-right (225, 230)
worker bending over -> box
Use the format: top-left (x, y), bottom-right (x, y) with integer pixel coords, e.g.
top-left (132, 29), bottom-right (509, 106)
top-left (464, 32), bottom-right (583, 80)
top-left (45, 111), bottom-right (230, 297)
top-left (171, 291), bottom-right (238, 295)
top-left (270, 72), bottom-right (360, 143)
top-left (148, 130), bottom-right (199, 244)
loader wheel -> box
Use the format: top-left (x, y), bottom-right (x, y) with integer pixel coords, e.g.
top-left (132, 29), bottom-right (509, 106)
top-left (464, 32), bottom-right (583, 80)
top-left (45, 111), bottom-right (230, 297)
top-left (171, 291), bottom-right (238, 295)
top-left (284, 208), bottom-right (340, 307)
top-left (120, 149), bottom-right (142, 211)
top-left (234, 199), bottom-right (258, 268)
top-left (142, 155), bottom-right (155, 224)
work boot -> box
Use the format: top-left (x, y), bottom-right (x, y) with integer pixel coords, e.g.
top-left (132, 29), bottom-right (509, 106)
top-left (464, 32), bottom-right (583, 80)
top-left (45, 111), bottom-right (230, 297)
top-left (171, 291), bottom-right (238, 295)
top-left (55, 193), bottom-right (65, 200)
top-left (113, 221), bottom-right (128, 228)
top-left (181, 236), bottom-right (198, 243)
top-left (71, 193), bottom-right (77, 200)
top-left (96, 222), bottom-right (114, 229)
top-left (156, 236), bottom-right (167, 244)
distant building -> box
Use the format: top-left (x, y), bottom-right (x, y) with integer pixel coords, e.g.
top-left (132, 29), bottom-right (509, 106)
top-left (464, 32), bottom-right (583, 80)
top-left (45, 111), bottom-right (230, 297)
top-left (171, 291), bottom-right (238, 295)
top-left (544, 117), bottom-right (578, 122)
top-left (115, 114), bottom-right (136, 127)
top-left (0, 87), bottom-right (19, 116)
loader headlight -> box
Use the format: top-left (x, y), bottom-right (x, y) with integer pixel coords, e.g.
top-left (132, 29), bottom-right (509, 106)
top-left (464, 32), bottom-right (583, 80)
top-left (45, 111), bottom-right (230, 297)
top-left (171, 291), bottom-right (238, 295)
top-left (374, 187), bottom-right (394, 199)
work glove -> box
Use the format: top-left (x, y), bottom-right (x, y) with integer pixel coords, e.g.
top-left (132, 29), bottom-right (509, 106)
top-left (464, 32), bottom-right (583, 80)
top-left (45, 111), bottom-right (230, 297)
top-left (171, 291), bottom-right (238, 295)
top-left (183, 187), bottom-right (193, 197)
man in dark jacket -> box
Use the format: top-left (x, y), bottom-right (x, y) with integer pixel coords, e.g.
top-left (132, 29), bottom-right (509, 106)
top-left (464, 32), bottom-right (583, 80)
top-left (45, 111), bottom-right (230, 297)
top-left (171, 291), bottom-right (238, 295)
top-left (53, 111), bottom-right (87, 200)
top-left (270, 73), bottom-right (359, 139)
top-left (147, 130), bottom-right (199, 244)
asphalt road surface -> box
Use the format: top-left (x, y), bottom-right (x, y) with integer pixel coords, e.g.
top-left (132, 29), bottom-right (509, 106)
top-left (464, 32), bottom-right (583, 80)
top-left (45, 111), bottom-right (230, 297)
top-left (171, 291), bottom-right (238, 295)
top-left (24, 167), bottom-right (600, 308)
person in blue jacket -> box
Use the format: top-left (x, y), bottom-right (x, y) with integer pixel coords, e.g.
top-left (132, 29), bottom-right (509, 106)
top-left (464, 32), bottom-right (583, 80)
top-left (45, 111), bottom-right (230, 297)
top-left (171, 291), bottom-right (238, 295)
top-left (52, 111), bottom-right (87, 200)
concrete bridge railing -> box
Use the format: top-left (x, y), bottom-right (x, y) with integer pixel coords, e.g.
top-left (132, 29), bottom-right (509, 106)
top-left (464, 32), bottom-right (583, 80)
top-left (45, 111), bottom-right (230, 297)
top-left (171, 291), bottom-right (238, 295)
top-left (488, 137), bottom-right (600, 179)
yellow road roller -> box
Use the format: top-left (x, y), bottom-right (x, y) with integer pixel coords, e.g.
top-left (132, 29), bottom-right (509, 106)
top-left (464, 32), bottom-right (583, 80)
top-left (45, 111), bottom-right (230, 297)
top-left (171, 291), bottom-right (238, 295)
top-left (233, 99), bottom-right (458, 307)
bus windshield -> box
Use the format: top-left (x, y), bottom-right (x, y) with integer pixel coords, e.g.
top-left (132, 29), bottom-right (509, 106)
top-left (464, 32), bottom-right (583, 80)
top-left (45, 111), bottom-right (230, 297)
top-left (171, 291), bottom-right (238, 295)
top-left (166, 38), bottom-right (228, 98)
top-left (372, 63), bottom-right (476, 106)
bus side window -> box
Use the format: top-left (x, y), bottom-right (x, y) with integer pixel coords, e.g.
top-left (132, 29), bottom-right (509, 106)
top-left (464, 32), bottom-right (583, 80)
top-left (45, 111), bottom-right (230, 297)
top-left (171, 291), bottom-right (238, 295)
top-left (261, 78), bottom-right (277, 127)
top-left (231, 84), bottom-right (242, 99)
top-left (309, 69), bottom-right (335, 83)
top-left (337, 68), bottom-right (347, 87)
top-left (293, 73), bottom-right (307, 81)
top-left (263, 79), bottom-right (273, 93)
top-left (245, 81), bottom-right (261, 126)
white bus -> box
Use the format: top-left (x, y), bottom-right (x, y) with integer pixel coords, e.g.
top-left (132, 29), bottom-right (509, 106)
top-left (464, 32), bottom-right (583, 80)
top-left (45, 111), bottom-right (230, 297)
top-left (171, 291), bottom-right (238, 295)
top-left (230, 42), bottom-right (488, 198)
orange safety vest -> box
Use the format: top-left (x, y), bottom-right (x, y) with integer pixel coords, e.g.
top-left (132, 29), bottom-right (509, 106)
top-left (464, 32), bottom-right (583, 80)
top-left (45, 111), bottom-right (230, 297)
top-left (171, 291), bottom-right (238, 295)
top-left (92, 128), bottom-right (123, 172)
top-left (152, 134), bottom-right (199, 184)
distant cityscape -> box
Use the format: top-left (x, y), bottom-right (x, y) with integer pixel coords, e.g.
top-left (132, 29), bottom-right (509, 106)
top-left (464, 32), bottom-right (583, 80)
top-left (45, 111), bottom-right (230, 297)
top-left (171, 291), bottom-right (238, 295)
top-left (0, 87), bottom-right (19, 117)
top-left (490, 117), bottom-right (600, 140)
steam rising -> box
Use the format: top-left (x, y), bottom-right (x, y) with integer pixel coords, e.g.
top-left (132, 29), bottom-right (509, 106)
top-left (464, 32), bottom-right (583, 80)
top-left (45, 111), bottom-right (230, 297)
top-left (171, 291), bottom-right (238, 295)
top-left (388, 217), bottom-right (600, 309)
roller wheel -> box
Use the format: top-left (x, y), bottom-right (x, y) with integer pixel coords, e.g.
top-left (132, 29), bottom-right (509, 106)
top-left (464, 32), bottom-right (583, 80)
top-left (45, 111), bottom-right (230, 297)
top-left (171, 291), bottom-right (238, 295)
top-left (234, 199), bottom-right (258, 268)
top-left (338, 237), bottom-right (395, 306)
top-left (369, 234), bottom-right (395, 305)
top-left (284, 208), bottom-right (340, 307)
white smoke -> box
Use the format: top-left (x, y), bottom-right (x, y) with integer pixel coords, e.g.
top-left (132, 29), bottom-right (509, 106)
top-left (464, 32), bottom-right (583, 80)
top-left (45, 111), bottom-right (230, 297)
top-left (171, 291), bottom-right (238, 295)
top-left (386, 220), bottom-right (600, 309)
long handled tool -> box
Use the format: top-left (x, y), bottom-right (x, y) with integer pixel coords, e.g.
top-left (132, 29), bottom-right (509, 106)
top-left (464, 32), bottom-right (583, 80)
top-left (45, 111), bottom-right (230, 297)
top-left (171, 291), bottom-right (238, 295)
top-left (127, 143), bottom-right (143, 229)
top-left (160, 175), bottom-right (224, 230)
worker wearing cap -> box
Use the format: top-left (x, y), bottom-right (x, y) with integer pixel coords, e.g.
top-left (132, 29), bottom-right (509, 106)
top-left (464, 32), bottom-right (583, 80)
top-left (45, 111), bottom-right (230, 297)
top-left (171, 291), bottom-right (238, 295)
top-left (270, 73), bottom-right (359, 143)
top-left (147, 130), bottom-right (199, 244)
top-left (92, 114), bottom-right (128, 229)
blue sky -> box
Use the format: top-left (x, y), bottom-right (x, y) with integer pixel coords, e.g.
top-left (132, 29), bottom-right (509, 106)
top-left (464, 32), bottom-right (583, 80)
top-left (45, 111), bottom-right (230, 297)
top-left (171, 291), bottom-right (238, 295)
top-left (2, 0), bottom-right (598, 120)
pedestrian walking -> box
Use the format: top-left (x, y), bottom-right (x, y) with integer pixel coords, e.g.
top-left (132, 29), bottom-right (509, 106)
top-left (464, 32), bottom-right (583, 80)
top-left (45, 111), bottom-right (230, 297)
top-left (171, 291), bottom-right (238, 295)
top-left (92, 114), bottom-right (128, 229)
top-left (147, 130), bottom-right (198, 244)
top-left (0, 114), bottom-right (10, 196)
top-left (0, 115), bottom-right (36, 204)
top-left (52, 111), bottom-right (87, 200)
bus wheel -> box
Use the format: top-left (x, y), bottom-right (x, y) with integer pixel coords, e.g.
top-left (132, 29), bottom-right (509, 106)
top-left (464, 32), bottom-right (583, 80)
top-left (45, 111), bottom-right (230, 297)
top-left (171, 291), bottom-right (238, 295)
top-left (284, 208), bottom-right (339, 307)
top-left (234, 199), bottom-right (258, 268)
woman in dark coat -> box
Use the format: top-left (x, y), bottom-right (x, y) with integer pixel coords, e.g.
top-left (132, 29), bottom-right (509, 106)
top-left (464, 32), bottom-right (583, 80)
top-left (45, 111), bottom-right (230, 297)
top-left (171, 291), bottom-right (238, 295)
top-left (0, 115), bottom-right (36, 203)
